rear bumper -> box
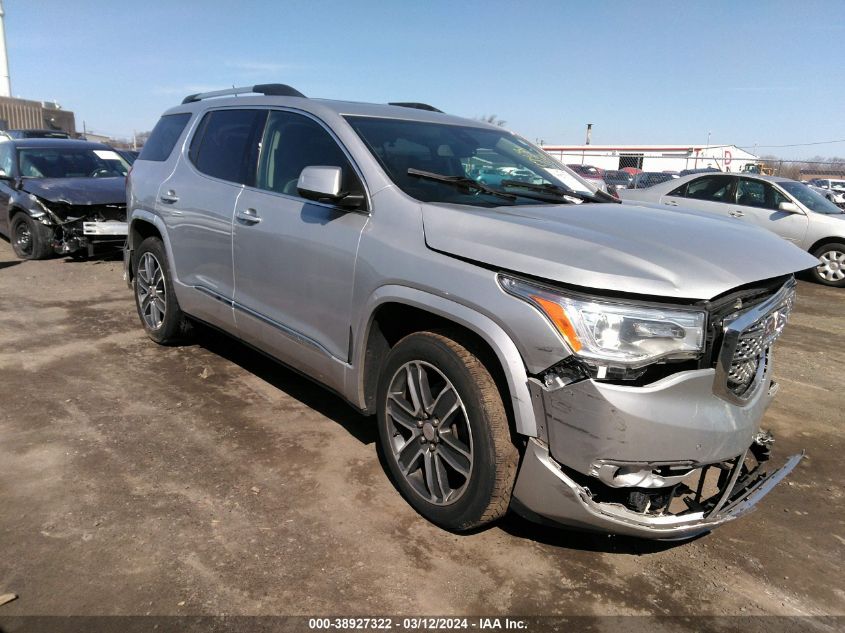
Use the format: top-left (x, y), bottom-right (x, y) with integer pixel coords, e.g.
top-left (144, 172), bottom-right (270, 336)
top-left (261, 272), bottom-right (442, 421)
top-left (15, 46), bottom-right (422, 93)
top-left (512, 438), bottom-right (802, 540)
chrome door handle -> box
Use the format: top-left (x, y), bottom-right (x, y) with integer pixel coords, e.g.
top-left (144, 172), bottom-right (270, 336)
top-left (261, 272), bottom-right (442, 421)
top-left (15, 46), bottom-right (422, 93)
top-left (729, 210), bottom-right (744, 218)
top-left (664, 200), bottom-right (679, 207)
top-left (236, 208), bottom-right (261, 224)
top-left (159, 190), bottom-right (179, 204)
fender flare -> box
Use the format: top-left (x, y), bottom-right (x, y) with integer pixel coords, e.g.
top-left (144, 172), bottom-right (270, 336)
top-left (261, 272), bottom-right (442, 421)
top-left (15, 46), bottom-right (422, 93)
top-left (353, 285), bottom-right (538, 437)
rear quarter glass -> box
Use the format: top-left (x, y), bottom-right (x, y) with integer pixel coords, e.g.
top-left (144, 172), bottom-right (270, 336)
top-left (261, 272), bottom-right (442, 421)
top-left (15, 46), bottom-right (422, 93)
top-left (138, 113), bottom-right (192, 161)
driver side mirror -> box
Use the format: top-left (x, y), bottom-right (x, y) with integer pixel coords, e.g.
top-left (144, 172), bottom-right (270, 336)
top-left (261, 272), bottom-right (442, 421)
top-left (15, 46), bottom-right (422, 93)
top-left (778, 201), bottom-right (801, 213)
top-left (297, 166), bottom-right (365, 211)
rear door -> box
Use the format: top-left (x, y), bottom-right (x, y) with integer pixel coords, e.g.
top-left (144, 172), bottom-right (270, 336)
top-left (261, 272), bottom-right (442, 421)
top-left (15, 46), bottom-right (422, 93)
top-left (157, 108), bottom-right (266, 330)
top-left (231, 109), bottom-right (369, 383)
top-left (662, 174), bottom-right (737, 216)
top-left (730, 177), bottom-right (808, 243)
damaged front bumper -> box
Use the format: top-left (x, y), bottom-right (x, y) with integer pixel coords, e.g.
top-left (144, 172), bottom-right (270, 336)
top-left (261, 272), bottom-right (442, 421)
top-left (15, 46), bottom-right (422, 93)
top-left (513, 438), bottom-right (801, 539)
top-left (27, 193), bottom-right (127, 255)
top-left (510, 366), bottom-right (802, 539)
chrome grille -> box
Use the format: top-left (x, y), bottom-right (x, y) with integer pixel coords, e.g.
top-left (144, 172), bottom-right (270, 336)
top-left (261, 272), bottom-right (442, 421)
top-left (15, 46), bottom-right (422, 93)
top-left (727, 325), bottom-right (771, 397)
top-left (714, 280), bottom-right (795, 404)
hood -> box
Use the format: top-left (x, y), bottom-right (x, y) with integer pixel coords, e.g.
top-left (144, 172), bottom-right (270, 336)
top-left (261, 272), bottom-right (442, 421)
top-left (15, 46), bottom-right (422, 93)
top-left (21, 177), bottom-right (126, 206)
top-left (422, 201), bottom-right (819, 301)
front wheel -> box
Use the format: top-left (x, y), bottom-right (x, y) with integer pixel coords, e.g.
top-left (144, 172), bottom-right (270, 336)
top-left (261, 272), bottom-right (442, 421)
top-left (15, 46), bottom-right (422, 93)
top-left (811, 242), bottom-right (845, 287)
top-left (133, 236), bottom-right (191, 344)
top-left (10, 213), bottom-right (54, 260)
top-left (376, 330), bottom-right (518, 531)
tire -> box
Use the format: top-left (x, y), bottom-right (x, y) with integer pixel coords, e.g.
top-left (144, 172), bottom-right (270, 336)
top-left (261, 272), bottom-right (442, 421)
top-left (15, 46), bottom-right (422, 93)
top-left (376, 330), bottom-right (518, 531)
top-left (132, 236), bottom-right (191, 344)
top-left (811, 242), bottom-right (845, 288)
top-left (10, 213), bottom-right (54, 260)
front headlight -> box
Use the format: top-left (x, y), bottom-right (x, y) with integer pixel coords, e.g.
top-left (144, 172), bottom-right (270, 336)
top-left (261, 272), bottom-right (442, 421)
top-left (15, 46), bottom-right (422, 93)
top-left (499, 275), bottom-right (705, 369)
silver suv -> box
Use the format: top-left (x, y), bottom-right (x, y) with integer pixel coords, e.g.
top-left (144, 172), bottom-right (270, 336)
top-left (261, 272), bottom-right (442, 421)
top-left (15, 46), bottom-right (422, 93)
top-left (125, 84), bottom-right (816, 539)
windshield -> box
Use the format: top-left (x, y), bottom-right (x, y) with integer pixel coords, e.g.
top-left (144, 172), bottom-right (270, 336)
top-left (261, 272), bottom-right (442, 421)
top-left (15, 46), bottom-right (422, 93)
top-left (17, 147), bottom-right (129, 179)
top-left (345, 116), bottom-right (593, 206)
top-left (779, 181), bottom-right (844, 214)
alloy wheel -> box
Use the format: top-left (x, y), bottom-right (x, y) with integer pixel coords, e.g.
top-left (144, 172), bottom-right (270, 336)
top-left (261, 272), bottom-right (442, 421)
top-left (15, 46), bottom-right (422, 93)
top-left (816, 249), bottom-right (845, 282)
top-left (136, 252), bottom-right (167, 329)
top-left (385, 361), bottom-right (474, 505)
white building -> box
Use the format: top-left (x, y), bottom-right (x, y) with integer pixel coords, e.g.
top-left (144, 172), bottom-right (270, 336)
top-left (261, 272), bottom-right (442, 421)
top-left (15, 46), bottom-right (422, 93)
top-left (541, 144), bottom-right (758, 174)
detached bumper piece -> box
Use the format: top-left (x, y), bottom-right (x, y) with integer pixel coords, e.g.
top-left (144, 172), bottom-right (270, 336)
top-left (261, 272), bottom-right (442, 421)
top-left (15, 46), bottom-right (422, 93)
top-left (82, 221), bottom-right (128, 236)
top-left (513, 438), bottom-right (802, 540)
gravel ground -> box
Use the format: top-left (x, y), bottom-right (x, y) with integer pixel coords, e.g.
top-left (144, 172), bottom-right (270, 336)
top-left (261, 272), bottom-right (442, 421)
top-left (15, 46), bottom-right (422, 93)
top-left (0, 238), bottom-right (842, 629)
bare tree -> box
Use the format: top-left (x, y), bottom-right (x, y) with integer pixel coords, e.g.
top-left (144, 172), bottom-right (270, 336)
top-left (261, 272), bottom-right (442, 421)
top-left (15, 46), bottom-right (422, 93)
top-left (760, 154), bottom-right (845, 179)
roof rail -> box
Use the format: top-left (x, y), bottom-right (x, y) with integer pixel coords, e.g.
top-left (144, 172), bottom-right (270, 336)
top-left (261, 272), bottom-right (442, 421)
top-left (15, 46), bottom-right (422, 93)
top-left (182, 84), bottom-right (306, 104)
top-left (388, 102), bottom-right (443, 113)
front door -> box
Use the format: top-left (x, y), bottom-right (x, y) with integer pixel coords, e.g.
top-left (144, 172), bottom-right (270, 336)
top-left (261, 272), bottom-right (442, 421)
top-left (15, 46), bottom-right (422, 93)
top-left (232, 110), bottom-right (369, 383)
top-left (730, 177), bottom-right (809, 244)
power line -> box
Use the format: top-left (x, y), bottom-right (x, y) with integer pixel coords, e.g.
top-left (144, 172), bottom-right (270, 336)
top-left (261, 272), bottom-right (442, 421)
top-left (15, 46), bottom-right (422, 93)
top-left (738, 139), bottom-right (845, 149)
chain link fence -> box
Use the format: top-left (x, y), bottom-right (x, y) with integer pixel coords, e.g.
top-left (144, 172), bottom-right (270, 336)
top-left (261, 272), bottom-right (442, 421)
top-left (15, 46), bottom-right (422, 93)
top-left (542, 149), bottom-right (845, 182)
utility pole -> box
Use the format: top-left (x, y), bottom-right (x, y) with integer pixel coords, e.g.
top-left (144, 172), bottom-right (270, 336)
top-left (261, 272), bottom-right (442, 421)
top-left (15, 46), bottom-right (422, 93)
top-left (0, 0), bottom-right (12, 97)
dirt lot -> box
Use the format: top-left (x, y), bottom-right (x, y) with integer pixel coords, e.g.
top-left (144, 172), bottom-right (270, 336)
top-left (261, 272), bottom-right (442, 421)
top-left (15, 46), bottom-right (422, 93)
top-left (0, 237), bottom-right (843, 627)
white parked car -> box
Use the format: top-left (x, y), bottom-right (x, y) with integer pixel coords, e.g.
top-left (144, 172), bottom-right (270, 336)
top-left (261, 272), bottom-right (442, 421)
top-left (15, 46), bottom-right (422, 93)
top-left (807, 180), bottom-right (845, 207)
top-left (620, 173), bottom-right (845, 286)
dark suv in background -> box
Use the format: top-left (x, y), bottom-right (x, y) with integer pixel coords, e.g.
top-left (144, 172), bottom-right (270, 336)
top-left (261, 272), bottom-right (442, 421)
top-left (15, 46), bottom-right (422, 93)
top-left (0, 138), bottom-right (130, 259)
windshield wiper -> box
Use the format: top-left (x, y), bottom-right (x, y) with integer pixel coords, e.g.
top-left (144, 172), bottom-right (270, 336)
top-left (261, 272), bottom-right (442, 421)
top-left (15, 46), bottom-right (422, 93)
top-left (500, 179), bottom-right (620, 204)
top-left (407, 168), bottom-right (517, 201)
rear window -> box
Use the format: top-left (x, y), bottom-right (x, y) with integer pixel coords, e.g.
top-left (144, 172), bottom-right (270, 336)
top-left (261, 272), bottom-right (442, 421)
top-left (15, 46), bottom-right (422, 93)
top-left (138, 113), bottom-right (191, 161)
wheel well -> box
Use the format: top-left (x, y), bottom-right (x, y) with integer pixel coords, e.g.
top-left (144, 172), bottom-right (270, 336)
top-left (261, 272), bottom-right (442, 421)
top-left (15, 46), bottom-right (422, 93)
top-left (129, 219), bottom-right (162, 250)
top-left (8, 205), bottom-right (28, 223)
top-left (362, 303), bottom-right (514, 431)
top-left (125, 220), bottom-right (162, 281)
top-left (808, 237), bottom-right (845, 255)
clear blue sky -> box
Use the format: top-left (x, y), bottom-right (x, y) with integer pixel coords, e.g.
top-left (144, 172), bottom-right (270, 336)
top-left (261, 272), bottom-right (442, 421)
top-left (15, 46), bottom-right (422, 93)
top-left (5, 0), bottom-right (844, 158)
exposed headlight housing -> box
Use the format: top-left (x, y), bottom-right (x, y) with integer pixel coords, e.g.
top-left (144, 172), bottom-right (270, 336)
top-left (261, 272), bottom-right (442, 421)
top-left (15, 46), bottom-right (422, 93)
top-left (499, 275), bottom-right (706, 372)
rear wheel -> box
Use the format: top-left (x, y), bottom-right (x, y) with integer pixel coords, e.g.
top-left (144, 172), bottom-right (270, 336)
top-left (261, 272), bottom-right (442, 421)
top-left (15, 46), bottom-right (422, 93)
top-left (133, 236), bottom-right (191, 344)
top-left (376, 330), bottom-right (518, 531)
top-left (811, 242), bottom-right (845, 287)
top-left (10, 213), bottom-right (53, 260)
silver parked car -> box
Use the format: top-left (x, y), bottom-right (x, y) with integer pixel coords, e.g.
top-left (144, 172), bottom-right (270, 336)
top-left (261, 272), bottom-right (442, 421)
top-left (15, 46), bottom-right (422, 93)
top-left (619, 173), bottom-right (845, 287)
top-left (125, 85), bottom-right (816, 540)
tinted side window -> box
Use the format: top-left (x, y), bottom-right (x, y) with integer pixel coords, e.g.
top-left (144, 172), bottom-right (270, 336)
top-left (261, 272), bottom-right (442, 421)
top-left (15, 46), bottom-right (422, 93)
top-left (189, 109), bottom-right (265, 184)
top-left (138, 113), bottom-right (191, 161)
top-left (668, 182), bottom-right (687, 196)
top-left (684, 176), bottom-right (735, 202)
top-left (255, 111), bottom-right (363, 198)
top-left (737, 178), bottom-right (788, 210)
